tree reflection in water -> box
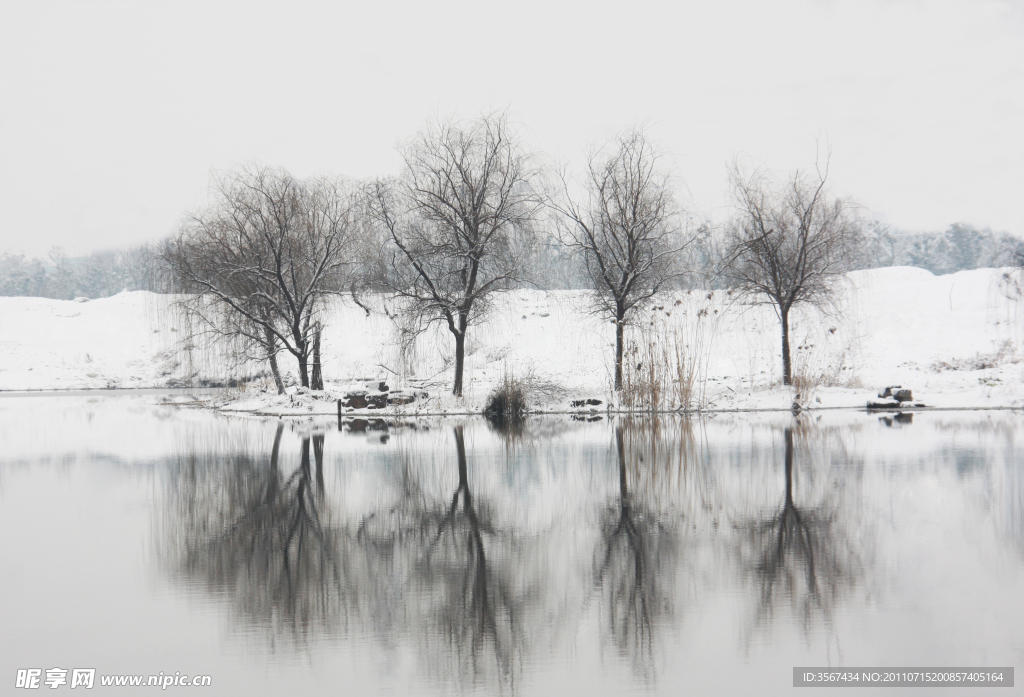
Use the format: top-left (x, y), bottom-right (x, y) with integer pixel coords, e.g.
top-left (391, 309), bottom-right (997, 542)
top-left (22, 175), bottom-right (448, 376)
top-left (162, 415), bottom-right (874, 691)
top-left (357, 425), bottom-right (525, 692)
top-left (742, 423), bottom-right (863, 636)
top-left (424, 426), bottom-right (522, 688)
top-left (166, 423), bottom-right (351, 647)
top-left (593, 423), bottom-right (680, 682)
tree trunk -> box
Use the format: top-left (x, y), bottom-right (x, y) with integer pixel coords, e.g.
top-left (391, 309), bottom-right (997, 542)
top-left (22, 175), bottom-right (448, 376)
top-left (311, 329), bottom-right (323, 391)
top-left (268, 352), bottom-right (285, 395)
top-left (781, 306), bottom-right (792, 386)
top-left (298, 351), bottom-right (310, 388)
top-left (452, 311), bottom-right (469, 397)
top-left (266, 422), bottom-right (283, 504)
top-left (298, 437), bottom-right (310, 510)
top-left (265, 328), bottom-right (285, 395)
top-left (614, 314), bottom-right (625, 391)
top-left (453, 330), bottom-right (465, 397)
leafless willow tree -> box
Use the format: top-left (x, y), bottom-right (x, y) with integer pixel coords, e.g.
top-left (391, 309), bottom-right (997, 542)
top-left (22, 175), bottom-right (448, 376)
top-left (369, 113), bottom-right (543, 397)
top-left (163, 165), bottom-right (361, 391)
top-left (554, 130), bottom-right (687, 390)
top-left (723, 160), bottom-right (861, 386)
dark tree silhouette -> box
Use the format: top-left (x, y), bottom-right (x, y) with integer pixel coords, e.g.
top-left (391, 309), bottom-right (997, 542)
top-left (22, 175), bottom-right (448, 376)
top-left (369, 113), bottom-right (543, 396)
top-left (354, 425), bottom-right (527, 690)
top-left (554, 130), bottom-right (687, 390)
top-left (164, 165), bottom-right (360, 391)
top-left (421, 426), bottom-right (520, 683)
top-left (724, 160), bottom-right (860, 385)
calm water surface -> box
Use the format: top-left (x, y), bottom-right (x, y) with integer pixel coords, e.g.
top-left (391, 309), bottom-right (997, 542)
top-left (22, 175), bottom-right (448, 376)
top-left (1, 394), bottom-right (1023, 696)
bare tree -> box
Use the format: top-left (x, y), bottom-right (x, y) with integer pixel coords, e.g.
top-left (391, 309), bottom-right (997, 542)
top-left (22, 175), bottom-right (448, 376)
top-left (554, 130), bottom-right (686, 390)
top-left (723, 160), bottom-right (861, 386)
top-left (164, 165), bottom-right (360, 391)
top-left (369, 113), bottom-right (542, 397)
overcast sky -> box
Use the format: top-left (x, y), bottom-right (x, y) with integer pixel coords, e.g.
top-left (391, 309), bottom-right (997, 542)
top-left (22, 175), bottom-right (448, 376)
top-left (0, 0), bottom-right (1021, 257)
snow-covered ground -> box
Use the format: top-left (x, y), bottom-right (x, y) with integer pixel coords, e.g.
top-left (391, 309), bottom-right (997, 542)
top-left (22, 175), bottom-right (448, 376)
top-left (2, 266), bottom-right (1023, 414)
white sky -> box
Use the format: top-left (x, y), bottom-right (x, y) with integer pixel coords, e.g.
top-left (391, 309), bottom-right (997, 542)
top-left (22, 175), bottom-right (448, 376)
top-left (0, 0), bottom-right (1021, 257)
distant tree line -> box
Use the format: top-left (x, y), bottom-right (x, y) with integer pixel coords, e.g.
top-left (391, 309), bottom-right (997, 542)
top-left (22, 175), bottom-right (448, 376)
top-left (2, 212), bottom-right (1015, 305)
top-left (4, 220), bottom-right (1011, 300)
top-left (858, 221), bottom-right (1024, 275)
top-left (0, 244), bottom-right (169, 299)
top-left (0, 220), bottom-right (1016, 304)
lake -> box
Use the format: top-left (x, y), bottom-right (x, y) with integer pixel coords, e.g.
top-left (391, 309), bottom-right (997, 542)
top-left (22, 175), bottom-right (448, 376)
top-left (1, 393), bottom-right (1022, 696)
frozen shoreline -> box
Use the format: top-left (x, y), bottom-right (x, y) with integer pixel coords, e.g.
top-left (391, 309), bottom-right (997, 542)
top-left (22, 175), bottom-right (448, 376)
top-left (1, 385), bottom-right (1021, 417)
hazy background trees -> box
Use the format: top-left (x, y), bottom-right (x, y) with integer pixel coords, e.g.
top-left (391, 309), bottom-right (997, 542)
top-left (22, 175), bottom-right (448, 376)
top-left (554, 130), bottom-right (689, 390)
top-left (4, 219), bottom-right (1017, 301)
top-left (723, 161), bottom-right (862, 386)
top-left (369, 113), bottom-right (543, 396)
top-left (0, 243), bottom-right (169, 299)
top-left (861, 220), bottom-right (1024, 275)
top-left (163, 165), bottom-right (361, 391)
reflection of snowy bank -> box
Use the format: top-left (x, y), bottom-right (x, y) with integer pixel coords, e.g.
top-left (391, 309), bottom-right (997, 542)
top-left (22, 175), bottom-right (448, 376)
top-left (3, 267), bottom-right (1024, 413)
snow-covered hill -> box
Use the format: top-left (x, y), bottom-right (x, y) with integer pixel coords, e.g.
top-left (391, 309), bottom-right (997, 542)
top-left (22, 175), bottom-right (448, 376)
top-left (1, 267), bottom-right (1023, 412)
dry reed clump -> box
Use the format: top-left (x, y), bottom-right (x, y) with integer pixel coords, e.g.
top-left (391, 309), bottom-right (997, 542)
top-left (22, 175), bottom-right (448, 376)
top-left (619, 294), bottom-right (720, 412)
top-left (484, 372), bottom-right (528, 429)
top-left (789, 368), bottom-right (861, 395)
top-left (790, 348), bottom-right (858, 393)
top-left (787, 322), bottom-right (861, 394)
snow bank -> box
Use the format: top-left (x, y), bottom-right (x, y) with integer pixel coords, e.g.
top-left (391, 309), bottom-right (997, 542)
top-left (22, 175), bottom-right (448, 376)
top-left (2, 268), bottom-right (1023, 412)
top-left (0, 292), bottom-right (185, 390)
